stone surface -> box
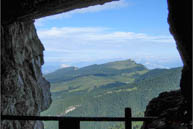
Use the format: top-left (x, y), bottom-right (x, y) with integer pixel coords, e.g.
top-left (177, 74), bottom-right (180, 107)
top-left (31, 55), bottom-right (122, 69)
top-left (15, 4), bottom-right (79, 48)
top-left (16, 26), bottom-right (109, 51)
top-left (141, 90), bottom-right (192, 129)
top-left (2, 0), bottom-right (115, 129)
top-left (142, 1), bottom-right (192, 128)
top-left (1, 21), bottom-right (52, 129)
top-left (167, 0), bottom-right (192, 107)
top-left (2, 0), bottom-right (114, 25)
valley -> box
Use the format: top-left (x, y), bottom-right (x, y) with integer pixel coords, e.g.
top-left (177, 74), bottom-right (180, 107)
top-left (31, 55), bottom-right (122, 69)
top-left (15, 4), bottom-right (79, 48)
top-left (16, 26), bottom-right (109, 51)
top-left (42, 59), bottom-right (182, 129)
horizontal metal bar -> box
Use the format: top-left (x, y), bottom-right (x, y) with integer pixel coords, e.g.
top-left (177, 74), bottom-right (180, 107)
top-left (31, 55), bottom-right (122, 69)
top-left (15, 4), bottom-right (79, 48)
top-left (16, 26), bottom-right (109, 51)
top-left (1, 115), bottom-right (157, 122)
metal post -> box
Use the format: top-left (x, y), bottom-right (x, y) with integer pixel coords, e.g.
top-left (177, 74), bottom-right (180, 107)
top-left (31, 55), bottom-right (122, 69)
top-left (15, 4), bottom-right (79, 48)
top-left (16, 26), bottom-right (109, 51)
top-left (125, 108), bottom-right (132, 129)
top-left (59, 119), bottom-right (80, 129)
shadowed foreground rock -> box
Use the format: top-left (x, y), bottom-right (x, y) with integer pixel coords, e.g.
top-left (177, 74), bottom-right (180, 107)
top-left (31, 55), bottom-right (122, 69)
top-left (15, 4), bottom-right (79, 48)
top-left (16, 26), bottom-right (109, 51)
top-left (141, 0), bottom-right (192, 128)
top-left (1, 0), bottom-right (114, 129)
top-left (141, 90), bottom-right (192, 129)
top-left (2, 0), bottom-right (114, 25)
top-left (1, 21), bottom-right (52, 129)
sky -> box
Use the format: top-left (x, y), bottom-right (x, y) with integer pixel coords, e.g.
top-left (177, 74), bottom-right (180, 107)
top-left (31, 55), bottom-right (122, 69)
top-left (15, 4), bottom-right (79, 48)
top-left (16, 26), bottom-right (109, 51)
top-left (34, 0), bottom-right (183, 74)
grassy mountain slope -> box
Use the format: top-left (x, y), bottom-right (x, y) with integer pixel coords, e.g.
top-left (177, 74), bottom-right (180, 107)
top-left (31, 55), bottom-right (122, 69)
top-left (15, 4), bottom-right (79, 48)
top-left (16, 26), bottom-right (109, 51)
top-left (44, 59), bottom-right (147, 83)
top-left (42, 60), bottom-right (182, 129)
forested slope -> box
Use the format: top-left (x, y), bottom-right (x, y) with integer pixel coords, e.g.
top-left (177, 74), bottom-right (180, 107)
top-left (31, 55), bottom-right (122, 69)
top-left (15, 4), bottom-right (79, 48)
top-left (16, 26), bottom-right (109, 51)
top-left (42, 60), bottom-right (182, 129)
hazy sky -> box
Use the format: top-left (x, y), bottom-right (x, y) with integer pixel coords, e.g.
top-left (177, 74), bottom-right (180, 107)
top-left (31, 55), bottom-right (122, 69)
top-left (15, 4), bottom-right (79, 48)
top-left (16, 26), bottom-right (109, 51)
top-left (34, 0), bottom-right (183, 73)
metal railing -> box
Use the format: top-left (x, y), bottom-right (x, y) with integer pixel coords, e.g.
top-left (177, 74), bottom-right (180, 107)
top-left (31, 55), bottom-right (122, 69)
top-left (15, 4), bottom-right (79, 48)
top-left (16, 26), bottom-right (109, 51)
top-left (2, 108), bottom-right (157, 129)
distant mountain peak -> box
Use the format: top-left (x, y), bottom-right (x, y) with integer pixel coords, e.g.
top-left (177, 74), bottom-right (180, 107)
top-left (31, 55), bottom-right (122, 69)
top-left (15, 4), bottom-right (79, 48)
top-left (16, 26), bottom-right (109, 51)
top-left (102, 59), bottom-right (143, 70)
top-left (60, 66), bottom-right (77, 70)
top-left (44, 59), bottom-right (148, 83)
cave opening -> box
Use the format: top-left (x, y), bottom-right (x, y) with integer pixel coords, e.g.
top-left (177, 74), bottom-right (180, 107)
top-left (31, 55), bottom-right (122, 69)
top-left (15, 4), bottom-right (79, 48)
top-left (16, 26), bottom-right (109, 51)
top-left (2, 0), bottom-right (191, 129)
top-left (33, 0), bottom-right (183, 129)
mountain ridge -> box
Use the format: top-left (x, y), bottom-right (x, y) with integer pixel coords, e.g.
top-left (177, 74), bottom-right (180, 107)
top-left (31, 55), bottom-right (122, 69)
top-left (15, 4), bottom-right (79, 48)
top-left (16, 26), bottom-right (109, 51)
top-left (44, 59), bottom-right (147, 84)
top-left (42, 59), bottom-right (182, 129)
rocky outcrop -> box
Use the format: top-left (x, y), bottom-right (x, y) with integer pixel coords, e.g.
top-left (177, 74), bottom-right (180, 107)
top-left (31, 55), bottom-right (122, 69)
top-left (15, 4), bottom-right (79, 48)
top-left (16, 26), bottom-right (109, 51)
top-left (1, 0), bottom-right (114, 129)
top-left (142, 0), bottom-right (192, 128)
top-left (167, 0), bottom-right (192, 109)
top-left (141, 90), bottom-right (192, 129)
top-left (1, 21), bottom-right (52, 129)
top-left (2, 0), bottom-right (113, 25)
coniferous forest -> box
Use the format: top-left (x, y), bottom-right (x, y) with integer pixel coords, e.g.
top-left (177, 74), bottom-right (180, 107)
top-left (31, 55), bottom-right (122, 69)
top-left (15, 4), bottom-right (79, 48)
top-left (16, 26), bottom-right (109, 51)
top-left (42, 59), bottom-right (182, 129)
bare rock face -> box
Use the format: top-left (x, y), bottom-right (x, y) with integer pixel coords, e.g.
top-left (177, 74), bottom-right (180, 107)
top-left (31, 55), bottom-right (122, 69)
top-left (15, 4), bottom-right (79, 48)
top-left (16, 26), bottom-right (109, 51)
top-left (141, 90), bottom-right (192, 129)
top-left (167, 0), bottom-right (192, 107)
top-left (1, 0), bottom-right (114, 129)
top-left (141, 0), bottom-right (192, 128)
top-left (1, 21), bottom-right (52, 129)
top-left (2, 0), bottom-right (113, 25)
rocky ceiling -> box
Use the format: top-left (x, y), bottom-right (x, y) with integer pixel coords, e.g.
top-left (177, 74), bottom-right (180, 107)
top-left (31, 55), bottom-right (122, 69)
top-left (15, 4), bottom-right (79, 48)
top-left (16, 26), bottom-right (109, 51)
top-left (2, 0), bottom-right (114, 25)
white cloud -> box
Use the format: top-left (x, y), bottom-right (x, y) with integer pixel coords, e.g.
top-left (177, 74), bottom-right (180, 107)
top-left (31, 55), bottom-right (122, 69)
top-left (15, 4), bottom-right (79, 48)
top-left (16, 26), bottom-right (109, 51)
top-left (37, 27), bottom-right (175, 46)
top-left (38, 27), bottom-right (107, 38)
top-left (36, 26), bottom-right (181, 69)
top-left (60, 64), bottom-right (71, 68)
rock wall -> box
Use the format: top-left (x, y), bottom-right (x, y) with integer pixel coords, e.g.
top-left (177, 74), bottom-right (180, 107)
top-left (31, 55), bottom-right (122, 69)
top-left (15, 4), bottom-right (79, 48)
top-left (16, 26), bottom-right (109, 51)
top-left (141, 0), bottom-right (192, 128)
top-left (2, 0), bottom-right (113, 25)
top-left (1, 1), bottom-right (114, 129)
top-left (1, 21), bottom-right (52, 129)
top-left (167, 0), bottom-right (192, 111)
top-left (141, 90), bottom-right (192, 129)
